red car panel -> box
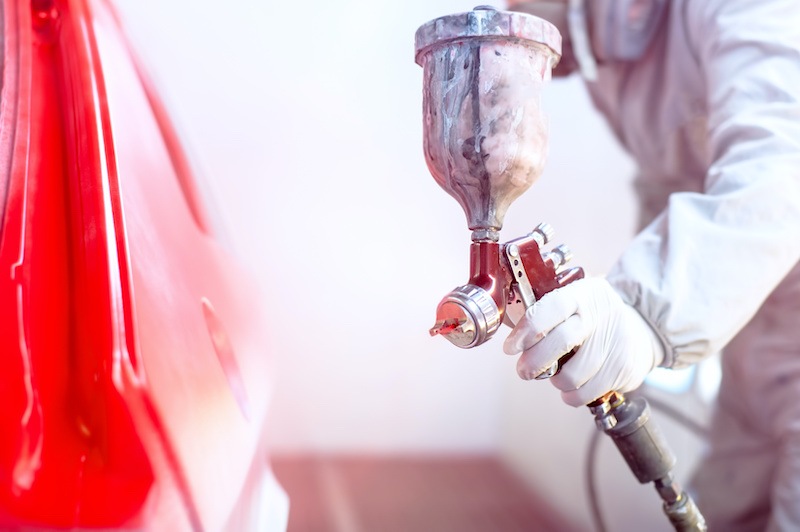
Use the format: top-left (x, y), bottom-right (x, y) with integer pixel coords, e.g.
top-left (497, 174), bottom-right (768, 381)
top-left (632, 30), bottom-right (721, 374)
top-left (0, 0), bottom-right (283, 529)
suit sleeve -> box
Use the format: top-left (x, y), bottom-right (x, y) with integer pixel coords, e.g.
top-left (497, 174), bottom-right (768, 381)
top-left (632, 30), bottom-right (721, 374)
top-left (607, 0), bottom-right (800, 368)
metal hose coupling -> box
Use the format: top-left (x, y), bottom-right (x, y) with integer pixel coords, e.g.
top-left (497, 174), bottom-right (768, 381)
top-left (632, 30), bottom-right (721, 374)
top-left (663, 489), bottom-right (707, 532)
top-left (589, 392), bottom-right (707, 532)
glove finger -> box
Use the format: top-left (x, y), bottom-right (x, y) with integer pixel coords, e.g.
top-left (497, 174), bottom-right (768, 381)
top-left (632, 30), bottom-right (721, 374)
top-left (561, 376), bottom-right (619, 408)
top-left (560, 357), bottom-right (638, 407)
top-left (560, 388), bottom-right (593, 408)
top-left (503, 286), bottom-right (580, 355)
top-left (516, 314), bottom-right (588, 380)
top-left (549, 334), bottom-right (606, 394)
top-left (561, 310), bottom-right (658, 406)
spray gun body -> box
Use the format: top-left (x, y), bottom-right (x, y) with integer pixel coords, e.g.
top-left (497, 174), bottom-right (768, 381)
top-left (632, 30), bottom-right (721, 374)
top-left (416, 7), bottom-right (706, 530)
top-left (430, 226), bottom-right (584, 353)
top-left (416, 7), bottom-right (580, 352)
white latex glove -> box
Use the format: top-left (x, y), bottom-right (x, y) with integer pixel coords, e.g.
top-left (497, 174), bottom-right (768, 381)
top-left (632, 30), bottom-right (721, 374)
top-left (503, 277), bottom-right (665, 407)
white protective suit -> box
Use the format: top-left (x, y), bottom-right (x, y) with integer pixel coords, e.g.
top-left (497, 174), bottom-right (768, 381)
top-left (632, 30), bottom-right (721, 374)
top-left (584, 0), bottom-right (800, 529)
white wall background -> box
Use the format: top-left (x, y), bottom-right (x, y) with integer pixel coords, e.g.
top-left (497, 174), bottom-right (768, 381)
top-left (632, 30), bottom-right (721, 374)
top-left (112, 1), bottom-right (708, 529)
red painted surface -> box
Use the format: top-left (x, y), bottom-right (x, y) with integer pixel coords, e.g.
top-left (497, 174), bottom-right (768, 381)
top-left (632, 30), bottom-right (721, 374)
top-left (0, 0), bottom-right (278, 529)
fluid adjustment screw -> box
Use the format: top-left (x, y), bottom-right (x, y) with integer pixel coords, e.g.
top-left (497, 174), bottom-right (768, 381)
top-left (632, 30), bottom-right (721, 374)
top-left (555, 245), bottom-right (573, 264)
top-left (534, 223), bottom-right (555, 245)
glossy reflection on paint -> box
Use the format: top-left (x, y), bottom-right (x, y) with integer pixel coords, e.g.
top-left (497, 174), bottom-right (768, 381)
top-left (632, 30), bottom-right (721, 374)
top-left (202, 298), bottom-right (252, 422)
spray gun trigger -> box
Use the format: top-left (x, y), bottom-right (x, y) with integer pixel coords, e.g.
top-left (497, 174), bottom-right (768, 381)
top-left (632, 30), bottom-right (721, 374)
top-left (535, 348), bottom-right (578, 379)
top-left (535, 363), bottom-right (559, 380)
top-left (503, 242), bottom-right (536, 309)
top-left (503, 285), bottom-right (527, 328)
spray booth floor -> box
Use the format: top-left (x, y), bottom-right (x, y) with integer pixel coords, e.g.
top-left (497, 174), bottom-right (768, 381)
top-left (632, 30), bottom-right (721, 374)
top-left (271, 455), bottom-right (580, 532)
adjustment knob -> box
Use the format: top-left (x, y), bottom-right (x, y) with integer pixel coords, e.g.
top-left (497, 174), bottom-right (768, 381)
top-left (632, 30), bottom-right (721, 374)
top-left (541, 244), bottom-right (573, 270)
top-left (532, 222), bottom-right (554, 247)
top-left (554, 244), bottom-right (573, 265)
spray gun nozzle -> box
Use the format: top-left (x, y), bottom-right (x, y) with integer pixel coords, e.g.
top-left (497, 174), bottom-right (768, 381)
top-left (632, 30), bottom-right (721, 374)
top-left (429, 318), bottom-right (464, 337)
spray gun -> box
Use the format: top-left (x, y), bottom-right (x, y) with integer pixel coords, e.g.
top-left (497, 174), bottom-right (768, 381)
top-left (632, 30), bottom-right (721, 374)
top-left (415, 7), bottom-right (705, 531)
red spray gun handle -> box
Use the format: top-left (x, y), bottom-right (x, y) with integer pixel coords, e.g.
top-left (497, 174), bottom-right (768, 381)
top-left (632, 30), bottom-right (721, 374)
top-left (501, 225), bottom-right (583, 377)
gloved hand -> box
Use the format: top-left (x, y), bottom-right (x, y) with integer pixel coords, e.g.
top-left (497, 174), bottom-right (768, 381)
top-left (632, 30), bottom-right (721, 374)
top-left (503, 277), bottom-right (666, 407)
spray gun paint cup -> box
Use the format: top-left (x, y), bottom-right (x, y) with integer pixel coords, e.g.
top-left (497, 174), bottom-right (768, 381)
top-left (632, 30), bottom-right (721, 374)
top-left (415, 7), bottom-right (562, 241)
